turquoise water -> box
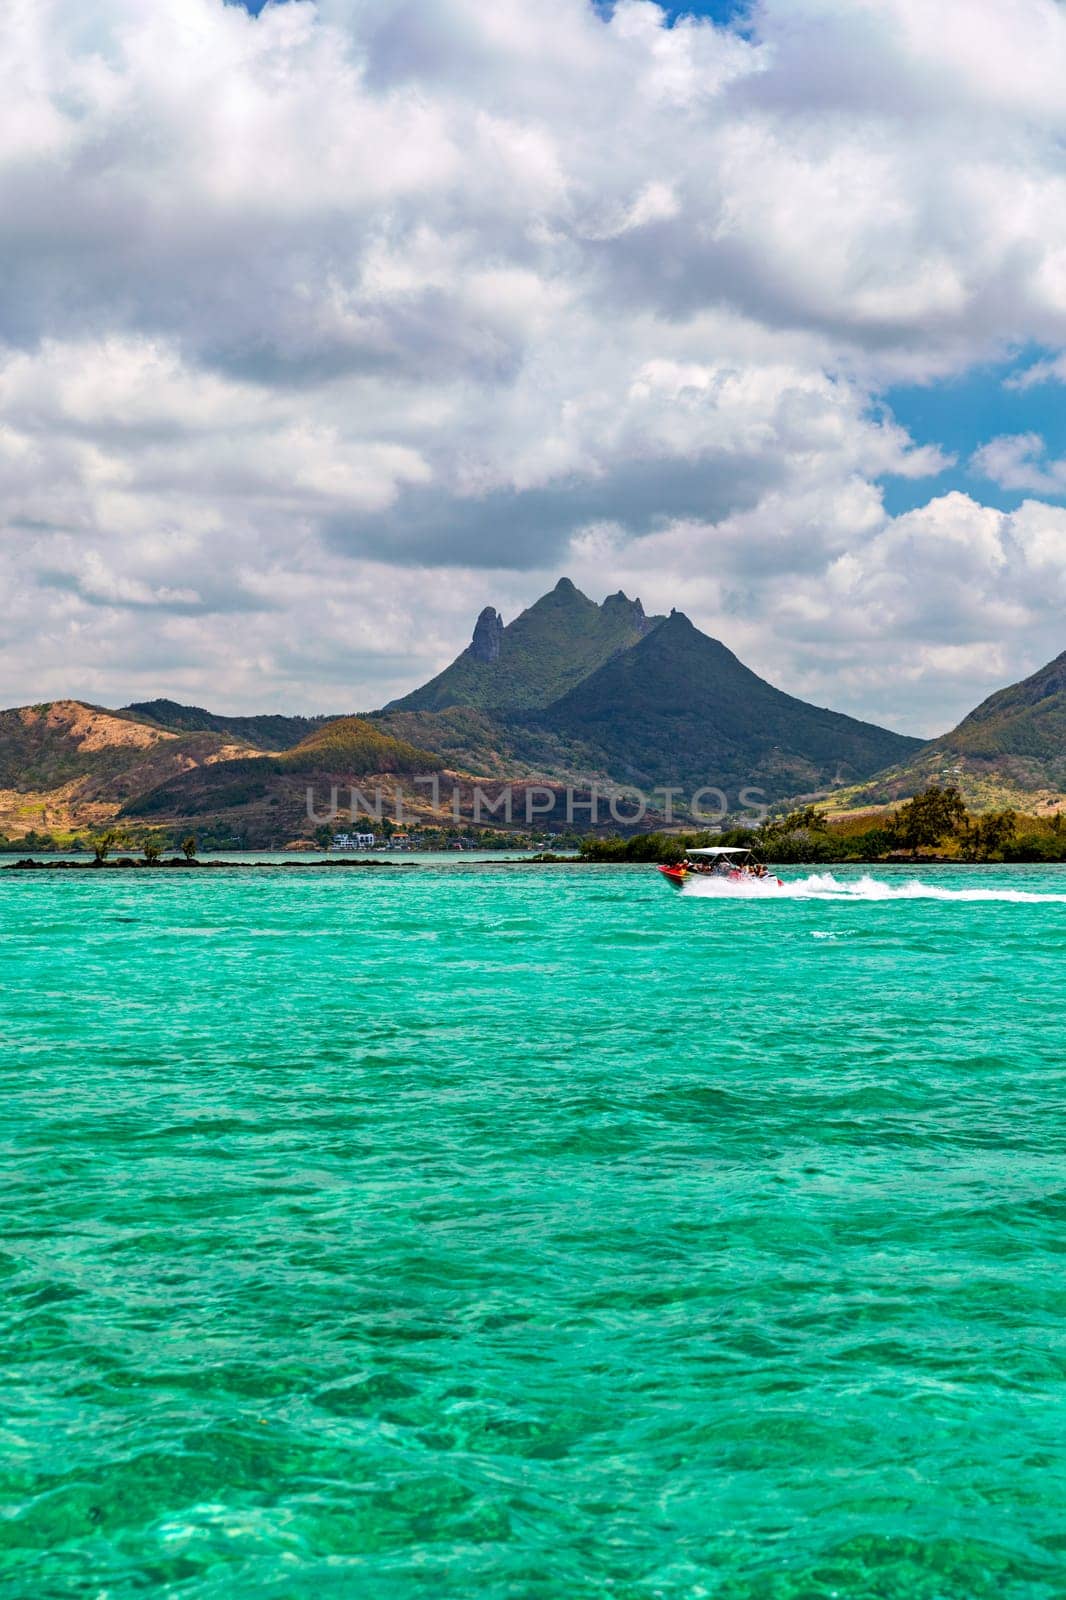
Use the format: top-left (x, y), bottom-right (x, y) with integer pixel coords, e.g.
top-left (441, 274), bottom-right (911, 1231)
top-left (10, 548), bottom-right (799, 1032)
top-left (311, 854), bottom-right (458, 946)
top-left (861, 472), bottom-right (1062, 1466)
top-left (1, 862), bottom-right (1063, 1598)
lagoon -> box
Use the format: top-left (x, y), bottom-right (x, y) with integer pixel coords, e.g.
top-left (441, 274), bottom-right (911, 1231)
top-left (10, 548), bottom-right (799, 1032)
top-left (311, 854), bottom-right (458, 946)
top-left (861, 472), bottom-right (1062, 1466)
top-left (1, 862), bottom-right (1063, 1597)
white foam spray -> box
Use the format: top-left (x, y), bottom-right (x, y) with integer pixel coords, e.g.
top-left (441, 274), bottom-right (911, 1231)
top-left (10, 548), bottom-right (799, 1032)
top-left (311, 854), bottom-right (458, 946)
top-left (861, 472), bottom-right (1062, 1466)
top-left (681, 871), bottom-right (1066, 905)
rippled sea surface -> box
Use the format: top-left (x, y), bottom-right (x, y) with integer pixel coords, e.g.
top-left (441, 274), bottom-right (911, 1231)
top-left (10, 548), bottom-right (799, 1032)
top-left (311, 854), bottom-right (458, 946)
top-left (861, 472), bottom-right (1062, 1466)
top-left (1, 862), bottom-right (1064, 1598)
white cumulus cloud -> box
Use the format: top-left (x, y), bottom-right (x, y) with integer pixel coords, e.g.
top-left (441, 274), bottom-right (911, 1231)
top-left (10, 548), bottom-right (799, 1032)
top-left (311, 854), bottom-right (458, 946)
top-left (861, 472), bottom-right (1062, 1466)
top-left (0, 0), bottom-right (1064, 730)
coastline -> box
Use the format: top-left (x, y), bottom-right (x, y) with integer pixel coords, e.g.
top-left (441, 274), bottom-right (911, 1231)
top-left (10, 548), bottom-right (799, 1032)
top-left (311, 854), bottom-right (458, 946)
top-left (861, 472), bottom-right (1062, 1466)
top-left (5, 853), bottom-right (1059, 871)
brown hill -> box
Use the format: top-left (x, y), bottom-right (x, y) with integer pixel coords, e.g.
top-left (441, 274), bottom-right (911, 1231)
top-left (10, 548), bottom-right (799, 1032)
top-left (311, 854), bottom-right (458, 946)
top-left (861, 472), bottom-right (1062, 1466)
top-left (0, 701), bottom-right (260, 839)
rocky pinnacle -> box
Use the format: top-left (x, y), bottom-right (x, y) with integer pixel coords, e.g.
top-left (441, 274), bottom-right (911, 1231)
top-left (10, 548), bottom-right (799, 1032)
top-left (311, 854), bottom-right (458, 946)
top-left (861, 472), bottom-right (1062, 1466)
top-left (469, 606), bottom-right (504, 663)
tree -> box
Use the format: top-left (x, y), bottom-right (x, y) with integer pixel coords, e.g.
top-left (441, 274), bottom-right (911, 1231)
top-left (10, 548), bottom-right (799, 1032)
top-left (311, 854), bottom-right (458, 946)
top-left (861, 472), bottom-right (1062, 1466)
top-left (960, 809), bottom-right (1017, 861)
top-left (891, 785), bottom-right (968, 851)
top-left (755, 806), bottom-right (832, 863)
top-left (142, 833), bottom-right (165, 864)
top-left (782, 805), bottom-right (828, 834)
top-left (841, 827), bottom-right (895, 859)
top-left (93, 830), bottom-right (118, 863)
top-left (181, 835), bottom-right (197, 860)
top-left (982, 809), bottom-right (1017, 858)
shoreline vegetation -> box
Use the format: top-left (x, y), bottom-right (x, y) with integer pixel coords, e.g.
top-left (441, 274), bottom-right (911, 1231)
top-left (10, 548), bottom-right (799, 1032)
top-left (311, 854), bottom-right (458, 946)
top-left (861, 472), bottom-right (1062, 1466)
top-left (3, 789), bottom-right (1064, 870)
top-left (576, 788), bottom-right (1066, 866)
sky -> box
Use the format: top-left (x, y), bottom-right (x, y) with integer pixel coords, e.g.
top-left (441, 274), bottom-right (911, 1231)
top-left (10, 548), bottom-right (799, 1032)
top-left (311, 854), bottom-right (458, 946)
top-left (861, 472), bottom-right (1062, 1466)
top-left (2, 0), bottom-right (1066, 734)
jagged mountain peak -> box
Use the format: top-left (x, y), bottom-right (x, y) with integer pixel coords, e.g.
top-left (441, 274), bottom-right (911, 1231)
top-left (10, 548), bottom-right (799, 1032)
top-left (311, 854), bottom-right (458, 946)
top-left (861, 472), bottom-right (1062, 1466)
top-left (602, 589), bottom-right (646, 621)
top-left (382, 581), bottom-right (664, 714)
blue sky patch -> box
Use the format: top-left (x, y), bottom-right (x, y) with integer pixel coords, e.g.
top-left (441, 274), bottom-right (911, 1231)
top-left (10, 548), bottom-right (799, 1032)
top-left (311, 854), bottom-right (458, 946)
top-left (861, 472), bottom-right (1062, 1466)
top-left (593, 0), bottom-right (751, 22)
top-left (879, 353), bottom-right (1066, 514)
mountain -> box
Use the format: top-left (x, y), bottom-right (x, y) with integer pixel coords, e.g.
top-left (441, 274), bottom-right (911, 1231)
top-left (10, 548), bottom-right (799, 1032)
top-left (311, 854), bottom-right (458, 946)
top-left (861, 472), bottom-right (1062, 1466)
top-left (527, 610), bottom-right (923, 800)
top-left (368, 704), bottom-right (527, 778)
top-left (0, 584), bottom-right (952, 846)
top-left (382, 577), bottom-right (660, 713)
top-left (370, 599), bottom-right (924, 808)
top-left (125, 699), bottom-right (331, 750)
top-left (850, 649), bottom-right (1066, 810)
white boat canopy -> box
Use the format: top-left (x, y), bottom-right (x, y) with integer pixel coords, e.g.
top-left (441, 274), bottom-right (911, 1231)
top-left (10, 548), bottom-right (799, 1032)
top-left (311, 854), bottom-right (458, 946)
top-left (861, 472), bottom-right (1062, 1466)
top-left (685, 846), bottom-right (753, 857)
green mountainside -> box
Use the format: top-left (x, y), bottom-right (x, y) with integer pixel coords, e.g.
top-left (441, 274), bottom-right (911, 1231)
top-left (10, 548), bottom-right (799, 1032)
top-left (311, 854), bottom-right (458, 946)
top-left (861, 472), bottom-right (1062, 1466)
top-left (847, 649), bottom-right (1066, 810)
top-left (125, 699), bottom-right (331, 750)
top-left (526, 610), bottom-right (923, 799)
top-left (382, 578), bottom-right (661, 713)
top-left (944, 650), bottom-right (1066, 760)
top-left (353, 705), bottom-right (511, 775)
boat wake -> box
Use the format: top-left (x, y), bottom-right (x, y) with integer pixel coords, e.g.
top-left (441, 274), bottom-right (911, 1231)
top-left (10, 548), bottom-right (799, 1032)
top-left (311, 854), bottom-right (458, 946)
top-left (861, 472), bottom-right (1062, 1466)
top-left (682, 871), bottom-right (1066, 904)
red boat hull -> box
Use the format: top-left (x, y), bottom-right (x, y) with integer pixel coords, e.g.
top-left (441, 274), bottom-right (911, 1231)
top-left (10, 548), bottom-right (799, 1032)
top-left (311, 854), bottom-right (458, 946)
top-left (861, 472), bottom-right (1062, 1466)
top-left (658, 864), bottom-right (784, 889)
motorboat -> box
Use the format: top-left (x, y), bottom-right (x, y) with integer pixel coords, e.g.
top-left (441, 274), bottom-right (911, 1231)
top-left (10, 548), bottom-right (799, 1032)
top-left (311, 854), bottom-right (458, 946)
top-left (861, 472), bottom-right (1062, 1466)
top-left (658, 846), bottom-right (783, 889)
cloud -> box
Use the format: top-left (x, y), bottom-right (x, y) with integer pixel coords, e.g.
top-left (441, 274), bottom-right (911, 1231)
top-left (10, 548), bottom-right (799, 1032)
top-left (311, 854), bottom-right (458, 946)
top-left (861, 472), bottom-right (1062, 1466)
top-left (562, 491), bottom-right (1066, 733)
top-left (971, 433), bottom-right (1066, 495)
top-left (1005, 355), bottom-right (1066, 390)
top-left (0, 0), bottom-right (1064, 727)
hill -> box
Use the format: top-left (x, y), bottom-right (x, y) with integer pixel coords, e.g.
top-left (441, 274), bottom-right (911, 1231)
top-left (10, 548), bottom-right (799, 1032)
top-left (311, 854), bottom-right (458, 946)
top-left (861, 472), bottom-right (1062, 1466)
top-left (125, 699), bottom-right (332, 750)
top-left (382, 578), bottom-right (660, 713)
top-left (848, 649), bottom-right (1066, 811)
top-left (528, 611), bottom-right (924, 802)
top-left (275, 717), bottom-right (437, 774)
top-left (0, 700), bottom-right (260, 839)
top-left (119, 718), bottom-right (440, 839)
